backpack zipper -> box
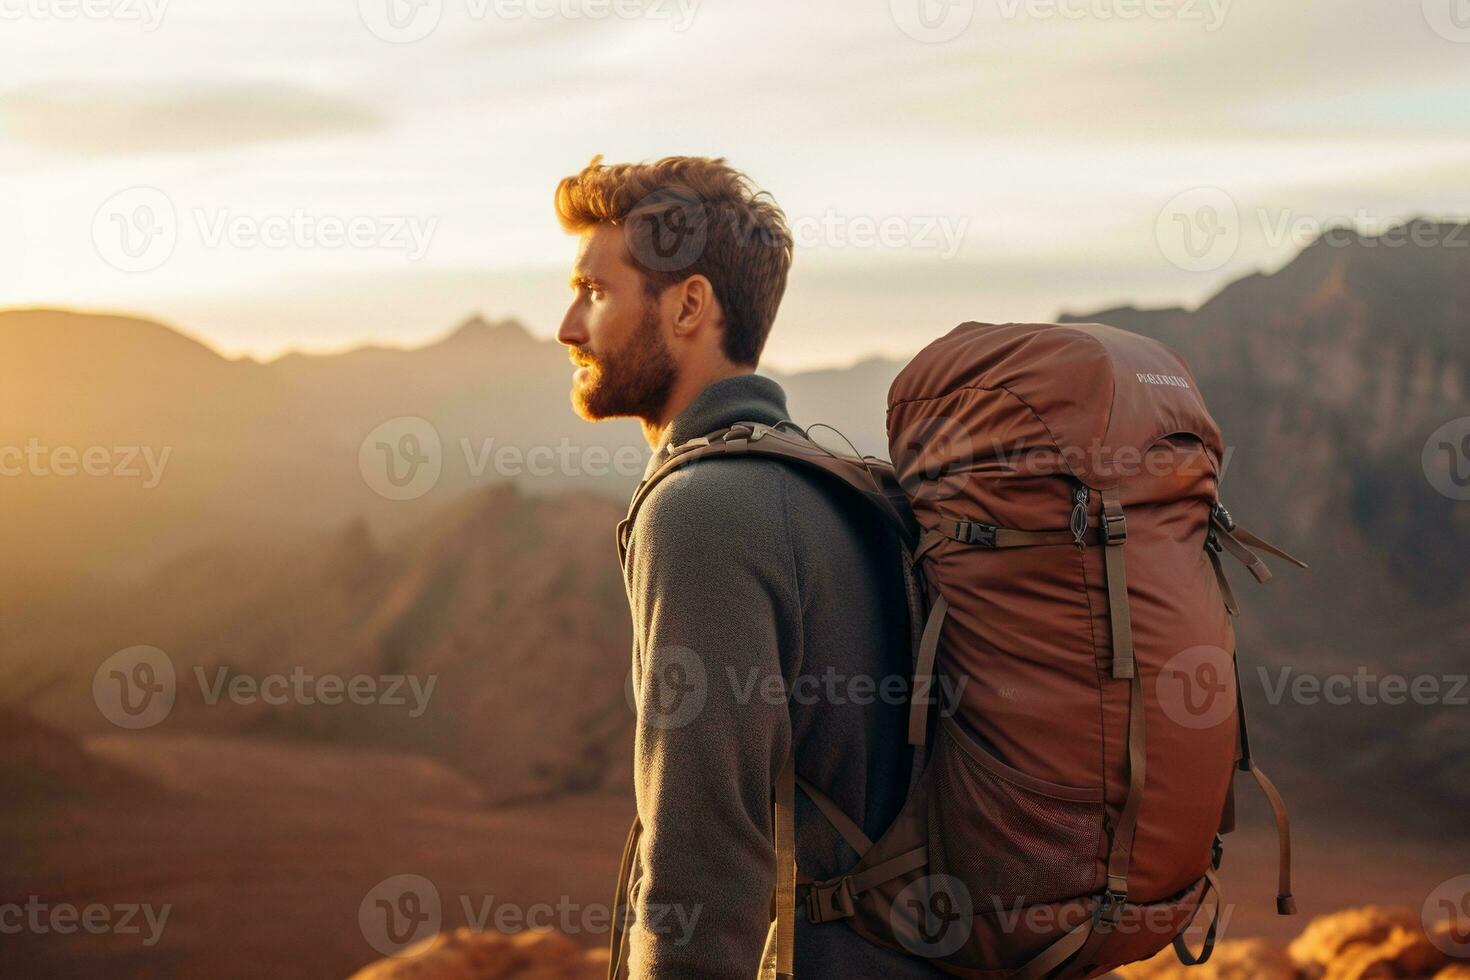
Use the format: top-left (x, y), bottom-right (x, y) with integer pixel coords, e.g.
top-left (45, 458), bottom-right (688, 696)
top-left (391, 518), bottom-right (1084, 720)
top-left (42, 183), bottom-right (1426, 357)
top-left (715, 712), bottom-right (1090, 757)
top-left (1071, 485), bottom-right (1091, 546)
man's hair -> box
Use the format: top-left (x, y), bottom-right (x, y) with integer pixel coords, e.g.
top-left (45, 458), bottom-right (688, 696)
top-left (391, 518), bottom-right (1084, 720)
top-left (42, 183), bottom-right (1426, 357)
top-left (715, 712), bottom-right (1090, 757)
top-left (555, 155), bottom-right (793, 367)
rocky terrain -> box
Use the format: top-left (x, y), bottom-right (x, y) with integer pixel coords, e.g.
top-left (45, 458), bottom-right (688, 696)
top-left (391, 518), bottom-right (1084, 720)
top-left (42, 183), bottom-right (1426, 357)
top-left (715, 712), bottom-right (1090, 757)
top-left (1121, 905), bottom-right (1470, 980)
top-left (3, 224), bottom-right (1466, 977)
top-left (345, 906), bottom-right (1470, 979)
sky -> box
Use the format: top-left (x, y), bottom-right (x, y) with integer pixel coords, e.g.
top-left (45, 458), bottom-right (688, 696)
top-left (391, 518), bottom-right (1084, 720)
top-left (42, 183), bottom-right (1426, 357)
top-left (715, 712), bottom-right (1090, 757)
top-left (3, 0), bottom-right (1469, 371)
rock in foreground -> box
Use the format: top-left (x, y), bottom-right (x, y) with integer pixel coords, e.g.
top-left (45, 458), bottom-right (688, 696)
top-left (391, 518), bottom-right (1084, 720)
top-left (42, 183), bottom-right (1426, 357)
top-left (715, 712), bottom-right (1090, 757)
top-left (348, 928), bottom-right (607, 980)
top-left (353, 906), bottom-right (1469, 979)
top-left (1118, 904), bottom-right (1467, 980)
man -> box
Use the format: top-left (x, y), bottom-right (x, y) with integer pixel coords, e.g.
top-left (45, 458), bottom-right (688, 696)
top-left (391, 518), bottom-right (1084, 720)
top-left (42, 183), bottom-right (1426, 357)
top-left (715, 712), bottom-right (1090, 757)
top-left (554, 155), bottom-right (941, 979)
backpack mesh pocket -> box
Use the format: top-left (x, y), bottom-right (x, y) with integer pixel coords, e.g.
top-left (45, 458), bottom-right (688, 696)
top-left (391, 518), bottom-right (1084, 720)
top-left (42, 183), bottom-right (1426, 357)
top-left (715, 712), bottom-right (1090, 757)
top-left (929, 716), bottom-right (1104, 907)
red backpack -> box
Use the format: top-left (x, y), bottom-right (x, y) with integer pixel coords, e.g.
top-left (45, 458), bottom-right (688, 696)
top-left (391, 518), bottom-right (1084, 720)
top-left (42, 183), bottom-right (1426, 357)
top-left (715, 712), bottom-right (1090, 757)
top-left (610, 321), bottom-right (1304, 978)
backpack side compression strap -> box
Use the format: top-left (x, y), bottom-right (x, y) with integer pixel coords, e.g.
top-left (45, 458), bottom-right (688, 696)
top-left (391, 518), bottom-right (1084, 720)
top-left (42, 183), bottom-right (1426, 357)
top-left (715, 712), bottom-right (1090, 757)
top-left (1101, 487), bottom-right (1137, 680)
top-left (1210, 506), bottom-right (1302, 916)
top-left (1014, 489), bottom-right (1148, 978)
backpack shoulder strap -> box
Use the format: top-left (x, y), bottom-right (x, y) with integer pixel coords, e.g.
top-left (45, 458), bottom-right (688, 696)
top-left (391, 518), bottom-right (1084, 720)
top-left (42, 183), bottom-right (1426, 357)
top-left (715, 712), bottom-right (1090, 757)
top-left (616, 420), bottom-right (927, 979)
top-left (616, 421), bottom-right (916, 567)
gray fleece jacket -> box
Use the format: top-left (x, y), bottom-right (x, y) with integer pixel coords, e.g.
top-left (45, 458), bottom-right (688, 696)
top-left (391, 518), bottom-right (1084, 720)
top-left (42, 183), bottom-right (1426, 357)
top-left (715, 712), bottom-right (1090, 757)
top-left (619, 373), bottom-right (947, 979)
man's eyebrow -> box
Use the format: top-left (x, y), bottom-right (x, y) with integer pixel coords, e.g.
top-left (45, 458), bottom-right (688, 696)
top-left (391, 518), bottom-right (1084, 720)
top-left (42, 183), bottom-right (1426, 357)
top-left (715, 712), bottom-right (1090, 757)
top-left (569, 272), bottom-right (604, 290)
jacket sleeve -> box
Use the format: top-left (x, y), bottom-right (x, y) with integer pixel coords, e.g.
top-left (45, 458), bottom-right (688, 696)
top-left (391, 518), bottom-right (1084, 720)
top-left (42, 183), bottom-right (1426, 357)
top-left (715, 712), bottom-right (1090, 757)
top-left (622, 459), bottom-right (801, 979)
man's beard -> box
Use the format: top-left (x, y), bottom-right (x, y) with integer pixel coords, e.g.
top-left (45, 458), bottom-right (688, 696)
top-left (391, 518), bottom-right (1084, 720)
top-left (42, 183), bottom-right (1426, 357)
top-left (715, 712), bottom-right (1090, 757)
top-left (571, 301), bottom-right (678, 422)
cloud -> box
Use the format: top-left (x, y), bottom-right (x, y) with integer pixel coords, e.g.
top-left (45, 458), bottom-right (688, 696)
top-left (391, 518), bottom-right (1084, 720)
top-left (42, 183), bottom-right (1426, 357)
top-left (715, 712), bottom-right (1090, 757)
top-left (0, 82), bottom-right (383, 156)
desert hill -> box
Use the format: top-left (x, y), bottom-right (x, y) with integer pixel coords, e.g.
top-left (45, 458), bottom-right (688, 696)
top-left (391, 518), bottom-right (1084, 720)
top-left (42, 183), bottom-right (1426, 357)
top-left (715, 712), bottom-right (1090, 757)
top-left (8, 483), bottom-right (633, 804)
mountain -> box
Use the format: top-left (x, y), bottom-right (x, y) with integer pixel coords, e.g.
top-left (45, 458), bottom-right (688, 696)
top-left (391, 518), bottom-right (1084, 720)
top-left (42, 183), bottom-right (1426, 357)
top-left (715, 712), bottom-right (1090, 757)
top-left (8, 484), bottom-right (634, 804)
top-left (3, 221), bottom-right (1467, 835)
top-left (0, 708), bottom-right (157, 802)
top-left (0, 309), bottom-right (629, 584)
top-left (1053, 223), bottom-right (1470, 838)
top-left (0, 307), bottom-right (908, 587)
top-left (5, 226), bottom-right (1467, 980)
top-left (1061, 221), bottom-right (1470, 600)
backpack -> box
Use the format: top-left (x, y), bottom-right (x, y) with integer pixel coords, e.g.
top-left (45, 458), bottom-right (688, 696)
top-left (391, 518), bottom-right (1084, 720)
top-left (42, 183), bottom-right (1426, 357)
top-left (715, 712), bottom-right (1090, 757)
top-left (608, 321), bottom-right (1305, 979)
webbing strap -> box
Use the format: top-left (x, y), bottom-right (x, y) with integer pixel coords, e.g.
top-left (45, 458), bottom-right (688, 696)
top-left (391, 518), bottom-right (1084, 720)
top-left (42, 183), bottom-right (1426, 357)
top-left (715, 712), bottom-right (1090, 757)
top-left (775, 753), bottom-right (797, 979)
top-left (606, 816), bottom-right (642, 980)
top-left (795, 775), bottom-right (872, 855)
top-left (1014, 489), bottom-right (1145, 980)
top-left (1100, 488), bottom-right (1135, 680)
top-left (1234, 659), bottom-right (1295, 914)
top-left (1231, 525), bottom-right (1308, 569)
top-left (847, 844), bottom-right (928, 896)
top-left (1206, 505), bottom-right (1300, 915)
top-left (932, 517), bottom-right (1101, 549)
top-left (1214, 525), bottom-right (1273, 583)
top-left (1207, 546), bottom-right (1241, 616)
top-left (1248, 762), bottom-right (1296, 915)
top-left (1012, 913), bottom-right (1095, 980)
top-left (1234, 664), bottom-right (1255, 763)
top-left (802, 846), bottom-right (929, 925)
top-left (1208, 509), bottom-right (1308, 589)
top-left (908, 595), bottom-right (949, 748)
top-left (1023, 651), bottom-right (1149, 978)
top-left (1173, 870), bottom-right (1223, 966)
top-left (1107, 672), bottom-right (1148, 899)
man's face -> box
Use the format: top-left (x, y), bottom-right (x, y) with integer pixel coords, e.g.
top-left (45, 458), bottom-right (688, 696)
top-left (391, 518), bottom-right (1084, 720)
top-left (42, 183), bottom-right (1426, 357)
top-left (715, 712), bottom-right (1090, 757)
top-left (556, 223), bottom-right (678, 422)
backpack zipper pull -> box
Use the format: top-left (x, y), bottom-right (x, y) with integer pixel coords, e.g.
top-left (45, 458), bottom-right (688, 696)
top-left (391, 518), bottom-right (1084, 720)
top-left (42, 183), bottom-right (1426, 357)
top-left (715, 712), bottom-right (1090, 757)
top-left (1071, 485), bottom-right (1091, 546)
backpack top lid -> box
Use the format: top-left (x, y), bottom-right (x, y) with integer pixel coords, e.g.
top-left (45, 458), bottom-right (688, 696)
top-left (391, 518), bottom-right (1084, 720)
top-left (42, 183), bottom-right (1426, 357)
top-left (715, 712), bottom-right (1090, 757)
top-left (886, 321), bottom-right (1224, 491)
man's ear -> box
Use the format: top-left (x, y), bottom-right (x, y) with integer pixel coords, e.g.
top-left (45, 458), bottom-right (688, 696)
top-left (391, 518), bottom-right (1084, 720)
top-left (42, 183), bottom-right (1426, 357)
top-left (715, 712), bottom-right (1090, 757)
top-left (670, 274), bottom-right (721, 339)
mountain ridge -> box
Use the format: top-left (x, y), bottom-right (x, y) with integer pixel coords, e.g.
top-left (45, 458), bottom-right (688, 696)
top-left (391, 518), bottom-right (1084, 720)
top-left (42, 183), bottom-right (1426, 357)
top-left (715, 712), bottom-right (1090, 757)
top-left (3, 222), bottom-right (1466, 834)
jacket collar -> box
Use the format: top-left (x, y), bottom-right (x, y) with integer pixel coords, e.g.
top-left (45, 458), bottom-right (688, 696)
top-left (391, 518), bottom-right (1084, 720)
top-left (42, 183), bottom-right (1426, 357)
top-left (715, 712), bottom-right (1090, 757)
top-left (643, 373), bottom-right (791, 480)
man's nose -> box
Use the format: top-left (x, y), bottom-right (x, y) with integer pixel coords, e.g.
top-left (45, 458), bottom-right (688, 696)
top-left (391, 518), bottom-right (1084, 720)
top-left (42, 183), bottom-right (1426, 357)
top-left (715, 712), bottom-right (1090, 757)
top-left (557, 307), bottom-right (586, 348)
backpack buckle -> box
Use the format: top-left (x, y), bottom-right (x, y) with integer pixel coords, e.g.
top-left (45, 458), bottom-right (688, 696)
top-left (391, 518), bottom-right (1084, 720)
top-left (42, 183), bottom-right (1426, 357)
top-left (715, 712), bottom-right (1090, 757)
top-left (666, 436), bottom-right (710, 457)
top-left (955, 521), bottom-right (998, 547)
top-left (806, 877), bottom-right (856, 923)
top-left (1092, 889), bottom-right (1127, 932)
top-left (1212, 501), bottom-right (1236, 531)
top-left (1102, 512), bottom-right (1128, 545)
top-left (722, 424), bottom-right (754, 442)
